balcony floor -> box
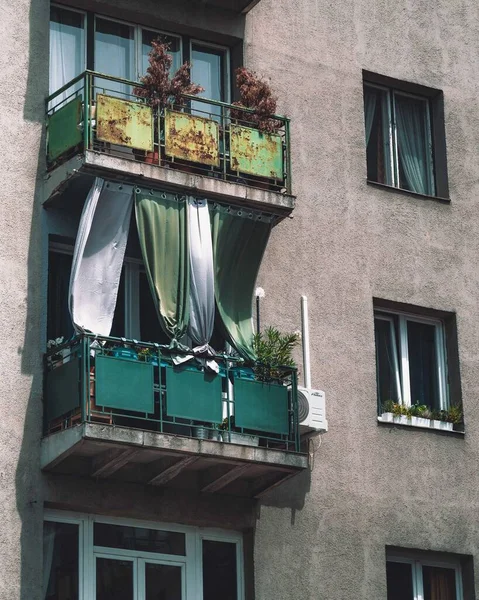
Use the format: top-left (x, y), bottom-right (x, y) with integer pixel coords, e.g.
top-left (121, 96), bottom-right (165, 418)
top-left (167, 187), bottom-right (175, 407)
top-left (41, 423), bottom-right (308, 498)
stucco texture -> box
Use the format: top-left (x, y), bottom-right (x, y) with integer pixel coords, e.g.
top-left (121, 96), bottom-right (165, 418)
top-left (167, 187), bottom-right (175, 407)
top-left (246, 0), bottom-right (479, 598)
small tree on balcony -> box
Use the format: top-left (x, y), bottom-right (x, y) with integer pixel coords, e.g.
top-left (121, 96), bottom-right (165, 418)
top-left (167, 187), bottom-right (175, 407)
top-left (231, 67), bottom-right (282, 134)
top-left (134, 40), bottom-right (203, 109)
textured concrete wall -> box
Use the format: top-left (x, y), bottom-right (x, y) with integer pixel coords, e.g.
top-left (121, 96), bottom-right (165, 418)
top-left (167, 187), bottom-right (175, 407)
top-left (0, 0), bottom-right (49, 599)
top-left (247, 0), bottom-right (479, 598)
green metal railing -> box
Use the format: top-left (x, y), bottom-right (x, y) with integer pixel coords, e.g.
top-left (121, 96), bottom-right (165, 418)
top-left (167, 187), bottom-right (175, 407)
top-left (46, 71), bottom-right (292, 194)
top-left (44, 334), bottom-right (301, 452)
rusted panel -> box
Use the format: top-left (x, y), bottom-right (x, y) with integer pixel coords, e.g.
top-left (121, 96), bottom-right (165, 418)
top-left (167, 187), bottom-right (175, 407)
top-left (165, 110), bottom-right (219, 167)
top-left (96, 94), bottom-right (153, 151)
top-left (230, 124), bottom-right (284, 180)
top-left (48, 97), bottom-right (83, 161)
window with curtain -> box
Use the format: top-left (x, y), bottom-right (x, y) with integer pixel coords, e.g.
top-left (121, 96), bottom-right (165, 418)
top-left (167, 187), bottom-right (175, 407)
top-left (386, 556), bottom-right (463, 600)
top-left (364, 81), bottom-right (436, 196)
top-left (374, 308), bottom-right (448, 412)
top-left (191, 43), bottom-right (228, 118)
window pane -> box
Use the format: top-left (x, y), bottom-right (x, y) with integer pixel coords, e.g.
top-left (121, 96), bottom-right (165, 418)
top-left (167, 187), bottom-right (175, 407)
top-left (44, 521), bottom-right (79, 600)
top-left (375, 317), bottom-right (400, 405)
top-left (395, 93), bottom-right (434, 195)
top-left (94, 522), bottom-right (186, 555)
top-left (49, 7), bottom-right (85, 98)
top-left (145, 563), bottom-right (182, 600)
top-left (96, 558), bottom-right (133, 600)
top-left (423, 566), bottom-right (457, 600)
top-left (95, 18), bottom-right (135, 97)
top-left (386, 561), bottom-right (414, 600)
top-left (48, 251), bottom-right (74, 341)
top-left (142, 30), bottom-right (181, 76)
top-left (407, 320), bottom-right (440, 408)
top-left (203, 540), bottom-right (237, 600)
top-left (191, 45), bottom-right (225, 118)
top-left (364, 86), bottom-right (392, 185)
top-left (139, 272), bottom-right (169, 344)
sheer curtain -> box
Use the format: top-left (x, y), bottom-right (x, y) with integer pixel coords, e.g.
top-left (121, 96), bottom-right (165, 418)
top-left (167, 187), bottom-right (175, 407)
top-left (395, 94), bottom-right (432, 195)
top-left (191, 45), bottom-right (223, 118)
top-left (49, 7), bottom-right (85, 105)
top-left (95, 18), bottom-right (135, 98)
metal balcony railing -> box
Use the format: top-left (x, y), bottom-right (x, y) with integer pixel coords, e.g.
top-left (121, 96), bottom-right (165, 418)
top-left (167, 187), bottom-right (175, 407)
top-left (44, 334), bottom-right (301, 453)
top-left (46, 71), bottom-right (292, 194)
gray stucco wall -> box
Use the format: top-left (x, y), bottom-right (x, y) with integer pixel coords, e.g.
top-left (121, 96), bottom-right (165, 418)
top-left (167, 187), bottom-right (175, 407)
top-left (248, 0), bottom-right (479, 598)
top-left (2, 0), bottom-right (479, 598)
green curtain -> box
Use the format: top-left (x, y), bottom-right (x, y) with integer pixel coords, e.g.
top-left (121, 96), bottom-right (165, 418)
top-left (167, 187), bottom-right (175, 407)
top-left (135, 190), bottom-right (189, 343)
top-left (211, 204), bottom-right (272, 361)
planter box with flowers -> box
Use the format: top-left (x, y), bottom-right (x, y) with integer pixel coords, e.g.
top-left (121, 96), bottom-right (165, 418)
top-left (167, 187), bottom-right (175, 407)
top-left (379, 401), bottom-right (463, 432)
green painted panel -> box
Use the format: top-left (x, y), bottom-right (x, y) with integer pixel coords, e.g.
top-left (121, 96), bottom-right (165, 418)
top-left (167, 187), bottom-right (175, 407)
top-left (230, 124), bottom-right (283, 179)
top-left (46, 358), bottom-right (80, 422)
top-left (165, 366), bottom-right (222, 423)
top-left (165, 110), bottom-right (220, 167)
top-left (96, 94), bottom-right (154, 151)
top-left (48, 97), bottom-right (83, 161)
top-left (234, 378), bottom-right (289, 434)
top-left (95, 355), bottom-right (154, 413)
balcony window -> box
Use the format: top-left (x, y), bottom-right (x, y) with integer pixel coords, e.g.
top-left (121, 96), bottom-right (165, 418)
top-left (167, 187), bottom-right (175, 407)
top-left (44, 513), bottom-right (244, 600)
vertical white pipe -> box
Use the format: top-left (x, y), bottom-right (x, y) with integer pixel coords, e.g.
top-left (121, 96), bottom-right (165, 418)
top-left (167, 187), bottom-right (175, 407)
top-left (301, 295), bottom-right (311, 389)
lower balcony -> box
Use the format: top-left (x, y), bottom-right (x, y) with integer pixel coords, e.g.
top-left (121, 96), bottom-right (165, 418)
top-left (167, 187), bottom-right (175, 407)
top-left (42, 334), bottom-right (307, 498)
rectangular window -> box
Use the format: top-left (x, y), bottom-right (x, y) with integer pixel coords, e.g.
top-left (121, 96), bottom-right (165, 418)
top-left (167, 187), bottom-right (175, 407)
top-left (386, 554), bottom-right (464, 600)
top-left (374, 309), bottom-right (448, 411)
top-left (43, 521), bottom-right (79, 600)
top-left (363, 74), bottom-right (448, 198)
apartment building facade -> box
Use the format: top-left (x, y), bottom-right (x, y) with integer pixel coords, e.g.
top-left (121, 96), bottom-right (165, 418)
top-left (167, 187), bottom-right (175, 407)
top-left (1, 0), bottom-right (478, 598)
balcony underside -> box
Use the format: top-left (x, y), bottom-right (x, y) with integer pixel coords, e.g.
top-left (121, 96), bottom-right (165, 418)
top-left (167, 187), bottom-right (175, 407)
top-left (43, 151), bottom-right (295, 216)
top-left (195, 0), bottom-right (261, 12)
top-left (41, 423), bottom-right (307, 498)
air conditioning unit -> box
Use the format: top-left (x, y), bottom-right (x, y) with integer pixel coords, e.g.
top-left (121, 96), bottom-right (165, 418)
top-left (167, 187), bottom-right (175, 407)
top-left (297, 387), bottom-right (328, 432)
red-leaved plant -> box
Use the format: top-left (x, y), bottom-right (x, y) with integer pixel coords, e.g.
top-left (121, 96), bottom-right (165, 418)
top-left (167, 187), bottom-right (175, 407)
top-left (230, 67), bottom-right (282, 133)
top-left (134, 40), bottom-right (203, 109)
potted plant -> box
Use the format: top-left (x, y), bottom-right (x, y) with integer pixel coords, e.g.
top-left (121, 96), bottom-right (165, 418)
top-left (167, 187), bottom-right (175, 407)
top-left (134, 40), bottom-right (203, 164)
top-left (46, 336), bottom-right (65, 368)
top-left (219, 416), bottom-right (259, 447)
top-left (251, 326), bottom-right (300, 383)
top-left (380, 400), bottom-right (395, 422)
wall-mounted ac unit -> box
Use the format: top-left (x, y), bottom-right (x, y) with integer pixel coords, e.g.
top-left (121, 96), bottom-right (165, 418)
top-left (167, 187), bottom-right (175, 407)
top-left (297, 387), bottom-right (328, 432)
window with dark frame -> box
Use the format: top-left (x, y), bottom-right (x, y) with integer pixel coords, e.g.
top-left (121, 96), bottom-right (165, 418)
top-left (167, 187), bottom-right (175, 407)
top-left (363, 73), bottom-right (448, 199)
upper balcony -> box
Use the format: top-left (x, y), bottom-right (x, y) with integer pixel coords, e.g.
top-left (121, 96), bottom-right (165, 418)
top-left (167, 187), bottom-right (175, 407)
top-left (42, 334), bottom-right (307, 498)
top-left (44, 72), bottom-right (294, 215)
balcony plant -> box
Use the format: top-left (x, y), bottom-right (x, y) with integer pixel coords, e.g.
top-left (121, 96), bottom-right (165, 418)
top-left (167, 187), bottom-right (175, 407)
top-left (251, 326), bottom-right (300, 383)
top-left (133, 40), bottom-right (203, 164)
top-left (230, 67), bottom-right (282, 134)
top-left (380, 401), bottom-right (463, 431)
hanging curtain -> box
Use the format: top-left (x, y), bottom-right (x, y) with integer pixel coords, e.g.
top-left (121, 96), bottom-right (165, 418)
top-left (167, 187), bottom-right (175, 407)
top-left (135, 189), bottom-right (189, 345)
top-left (43, 522), bottom-right (56, 599)
top-left (187, 198), bottom-right (215, 354)
top-left (49, 6), bottom-right (85, 106)
top-left (363, 86), bottom-right (377, 146)
top-left (211, 204), bottom-right (273, 361)
top-left (395, 94), bottom-right (431, 195)
top-left (94, 18), bottom-right (135, 98)
top-left (425, 566), bottom-right (456, 600)
top-left (69, 178), bottom-right (134, 336)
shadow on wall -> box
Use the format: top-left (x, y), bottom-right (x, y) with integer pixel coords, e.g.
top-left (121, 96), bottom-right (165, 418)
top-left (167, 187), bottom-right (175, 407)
top-left (15, 2), bottom-right (50, 600)
top-left (259, 467), bottom-right (312, 521)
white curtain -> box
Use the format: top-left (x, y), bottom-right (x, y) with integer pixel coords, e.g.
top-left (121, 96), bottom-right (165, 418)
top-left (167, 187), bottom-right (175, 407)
top-left (191, 46), bottom-right (222, 118)
top-left (95, 18), bottom-right (135, 98)
top-left (43, 522), bottom-right (56, 600)
top-left (49, 8), bottom-right (85, 105)
top-left (69, 178), bottom-right (133, 336)
top-left (187, 197), bottom-right (216, 360)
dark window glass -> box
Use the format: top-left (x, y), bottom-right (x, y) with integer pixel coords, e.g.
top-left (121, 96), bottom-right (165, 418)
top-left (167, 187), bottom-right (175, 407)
top-left (375, 317), bottom-right (400, 405)
top-left (44, 521), bottom-right (79, 600)
top-left (145, 563), bottom-right (182, 600)
top-left (407, 320), bottom-right (439, 408)
top-left (364, 86), bottom-right (391, 185)
top-left (423, 566), bottom-right (457, 600)
top-left (386, 561), bottom-right (414, 600)
top-left (47, 251), bottom-right (74, 342)
top-left (139, 271), bottom-right (169, 344)
top-left (202, 540), bottom-right (237, 600)
top-left (96, 558), bottom-right (133, 600)
top-left (94, 523), bottom-right (186, 555)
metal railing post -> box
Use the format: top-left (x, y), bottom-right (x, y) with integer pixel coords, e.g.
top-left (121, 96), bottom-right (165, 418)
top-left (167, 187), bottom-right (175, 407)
top-left (83, 72), bottom-right (90, 153)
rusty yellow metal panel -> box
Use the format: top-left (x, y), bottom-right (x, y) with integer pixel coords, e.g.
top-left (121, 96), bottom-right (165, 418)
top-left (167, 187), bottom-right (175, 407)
top-left (230, 125), bottom-right (284, 180)
top-left (96, 94), bottom-right (153, 151)
top-left (165, 110), bottom-right (219, 167)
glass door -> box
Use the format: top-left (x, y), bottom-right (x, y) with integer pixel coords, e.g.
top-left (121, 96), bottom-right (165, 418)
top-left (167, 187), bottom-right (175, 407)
top-left (190, 42), bottom-right (228, 119)
top-left (141, 559), bottom-right (184, 600)
top-left (96, 556), bottom-right (135, 600)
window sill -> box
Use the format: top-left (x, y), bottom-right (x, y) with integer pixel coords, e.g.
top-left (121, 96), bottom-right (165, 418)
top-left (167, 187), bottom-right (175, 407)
top-left (378, 413), bottom-right (464, 434)
top-left (367, 180), bottom-right (450, 204)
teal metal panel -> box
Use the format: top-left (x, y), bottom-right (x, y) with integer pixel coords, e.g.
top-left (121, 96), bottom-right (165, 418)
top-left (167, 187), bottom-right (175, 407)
top-left (95, 355), bottom-right (154, 413)
top-left (234, 379), bottom-right (289, 434)
top-left (46, 358), bottom-right (81, 422)
top-left (165, 366), bottom-right (222, 423)
top-left (230, 124), bottom-right (283, 179)
top-left (48, 97), bottom-right (83, 161)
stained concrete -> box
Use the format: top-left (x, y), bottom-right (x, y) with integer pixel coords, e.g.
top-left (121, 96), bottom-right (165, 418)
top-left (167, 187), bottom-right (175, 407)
top-left (2, 0), bottom-right (479, 598)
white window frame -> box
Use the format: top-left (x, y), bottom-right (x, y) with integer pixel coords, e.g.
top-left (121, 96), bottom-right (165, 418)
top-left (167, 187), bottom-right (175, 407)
top-left (364, 82), bottom-right (435, 196)
top-left (387, 552), bottom-right (464, 600)
top-left (44, 510), bottom-right (244, 600)
top-left (374, 309), bottom-right (449, 410)
top-left (189, 39), bottom-right (231, 104)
